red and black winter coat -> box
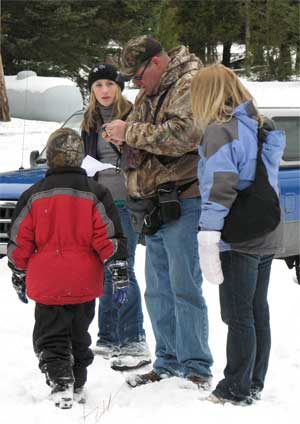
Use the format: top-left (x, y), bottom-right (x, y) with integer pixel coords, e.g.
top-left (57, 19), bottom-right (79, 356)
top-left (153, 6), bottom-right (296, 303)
top-left (8, 167), bottom-right (128, 305)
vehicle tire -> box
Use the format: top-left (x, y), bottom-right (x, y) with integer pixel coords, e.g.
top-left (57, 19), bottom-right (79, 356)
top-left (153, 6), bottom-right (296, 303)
top-left (295, 256), bottom-right (300, 285)
top-left (284, 256), bottom-right (300, 285)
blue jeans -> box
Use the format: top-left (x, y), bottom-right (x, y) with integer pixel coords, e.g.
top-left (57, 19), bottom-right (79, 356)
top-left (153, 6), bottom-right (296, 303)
top-left (97, 205), bottom-right (145, 346)
top-left (215, 251), bottom-right (273, 400)
top-left (145, 198), bottom-right (213, 378)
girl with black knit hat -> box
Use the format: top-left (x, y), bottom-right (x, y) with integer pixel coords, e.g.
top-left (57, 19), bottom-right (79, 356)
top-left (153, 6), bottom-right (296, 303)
top-left (81, 63), bottom-right (151, 371)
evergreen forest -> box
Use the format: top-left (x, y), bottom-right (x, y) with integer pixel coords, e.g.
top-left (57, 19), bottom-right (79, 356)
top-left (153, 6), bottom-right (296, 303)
top-left (1, 0), bottom-right (300, 91)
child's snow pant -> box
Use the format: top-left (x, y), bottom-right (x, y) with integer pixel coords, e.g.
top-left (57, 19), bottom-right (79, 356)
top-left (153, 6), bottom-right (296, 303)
top-left (33, 300), bottom-right (95, 389)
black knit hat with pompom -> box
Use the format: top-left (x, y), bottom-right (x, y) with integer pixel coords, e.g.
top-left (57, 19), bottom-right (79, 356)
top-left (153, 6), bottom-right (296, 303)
top-left (88, 64), bottom-right (125, 92)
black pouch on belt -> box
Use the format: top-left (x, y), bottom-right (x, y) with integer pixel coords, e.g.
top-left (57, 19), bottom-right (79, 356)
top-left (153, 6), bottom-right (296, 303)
top-left (157, 182), bottom-right (181, 224)
top-left (126, 196), bottom-right (161, 235)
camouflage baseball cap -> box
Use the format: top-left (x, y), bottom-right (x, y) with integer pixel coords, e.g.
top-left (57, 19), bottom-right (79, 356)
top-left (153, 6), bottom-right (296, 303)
top-left (46, 128), bottom-right (84, 168)
top-left (120, 35), bottom-right (162, 78)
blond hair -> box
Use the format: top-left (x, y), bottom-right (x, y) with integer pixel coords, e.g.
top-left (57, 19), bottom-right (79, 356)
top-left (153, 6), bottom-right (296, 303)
top-left (81, 82), bottom-right (129, 133)
top-left (191, 64), bottom-right (262, 130)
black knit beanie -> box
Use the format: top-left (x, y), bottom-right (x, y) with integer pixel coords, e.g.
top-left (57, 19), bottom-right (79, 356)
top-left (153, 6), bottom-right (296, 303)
top-left (88, 64), bottom-right (125, 92)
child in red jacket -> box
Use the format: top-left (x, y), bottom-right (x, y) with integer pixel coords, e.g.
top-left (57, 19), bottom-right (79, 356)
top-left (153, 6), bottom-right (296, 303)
top-left (8, 128), bottom-right (128, 409)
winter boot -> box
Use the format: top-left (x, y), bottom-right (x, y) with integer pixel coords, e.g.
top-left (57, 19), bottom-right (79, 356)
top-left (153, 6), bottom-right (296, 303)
top-left (126, 369), bottom-right (169, 388)
top-left (250, 386), bottom-right (262, 401)
top-left (51, 382), bottom-right (74, 409)
top-left (73, 386), bottom-right (86, 404)
top-left (110, 341), bottom-right (151, 371)
top-left (187, 375), bottom-right (212, 391)
top-left (207, 390), bottom-right (253, 406)
top-left (93, 342), bottom-right (120, 359)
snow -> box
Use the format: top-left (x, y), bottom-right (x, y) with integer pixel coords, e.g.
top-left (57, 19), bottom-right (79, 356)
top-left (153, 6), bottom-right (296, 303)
top-left (1, 85), bottom-right (300, 423)
top-left (5, 74), bottom-right (77, 93)
top-left (5, 72), bottom-right (83, 122)
top-left (1, 250), bottom-right (299, 423)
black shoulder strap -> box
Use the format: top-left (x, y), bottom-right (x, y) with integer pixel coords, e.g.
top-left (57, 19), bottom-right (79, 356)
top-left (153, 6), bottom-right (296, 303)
top-left (257, 126), bottom-right (266, 142)
top-left (257, 126), bottom-right (267, 155)
top-left (254, 126), bottom-right (269, 182)
top-left (153, 85), bottom-right (173, 124)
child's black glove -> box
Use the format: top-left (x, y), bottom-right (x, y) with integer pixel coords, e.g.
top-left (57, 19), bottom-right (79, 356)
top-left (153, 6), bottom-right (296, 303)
top-left (12, 269), bottom-right (28, 304)
top-left (108, 260), bottom-right (129, 307)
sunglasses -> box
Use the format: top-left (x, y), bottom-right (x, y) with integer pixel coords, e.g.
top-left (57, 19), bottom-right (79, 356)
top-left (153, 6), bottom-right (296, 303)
top-left (132, 58), bottom-right (152, 82)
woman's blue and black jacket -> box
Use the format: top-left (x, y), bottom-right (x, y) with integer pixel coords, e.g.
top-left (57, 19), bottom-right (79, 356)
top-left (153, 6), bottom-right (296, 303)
top-left (198, 100), bottom-right (286, 253)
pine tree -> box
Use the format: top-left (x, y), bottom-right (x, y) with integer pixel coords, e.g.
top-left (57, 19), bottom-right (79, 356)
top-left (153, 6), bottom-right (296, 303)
top-left (0, 54), bottom-right (11, 122)
top-left (1, 0), bottom-right (299, 82)
top-left (1, 0), bottom-right (160, 90)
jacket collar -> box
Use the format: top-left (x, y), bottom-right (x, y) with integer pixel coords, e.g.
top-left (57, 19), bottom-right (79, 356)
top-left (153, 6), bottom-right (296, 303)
top-left (158, 45), bottom-right (202, 92)
top-left (46, 167), bottom-right (87, 177)
top-left (233, 100), bottom-right (258, 133)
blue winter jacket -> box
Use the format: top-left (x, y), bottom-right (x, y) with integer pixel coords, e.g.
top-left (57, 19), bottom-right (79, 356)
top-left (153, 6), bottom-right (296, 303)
top-left (198, 100), bottom-right (286, 254)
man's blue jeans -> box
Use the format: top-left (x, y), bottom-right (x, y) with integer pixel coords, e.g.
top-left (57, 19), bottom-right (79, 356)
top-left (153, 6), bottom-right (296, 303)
top-left (145, 197), bottom-right (213, 379)
top-left (215, 251), bottom-right (273, 400)
top-left (97, 205), bottom-right (145, 346)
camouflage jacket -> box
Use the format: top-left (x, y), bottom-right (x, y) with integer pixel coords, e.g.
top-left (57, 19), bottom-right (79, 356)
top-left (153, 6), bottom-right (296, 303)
top-left (124, 45), bottom-right (203, 198)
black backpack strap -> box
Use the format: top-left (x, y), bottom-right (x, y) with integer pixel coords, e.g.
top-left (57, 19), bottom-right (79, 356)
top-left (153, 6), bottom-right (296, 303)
top-left (255, 126), bottom-right (270, 183)
top-left (153, 85), bottom-right (173, 124)
top-left (257, 126), bottom-right (265, 155)
top-left (257, 125), bottom-right (267, 141)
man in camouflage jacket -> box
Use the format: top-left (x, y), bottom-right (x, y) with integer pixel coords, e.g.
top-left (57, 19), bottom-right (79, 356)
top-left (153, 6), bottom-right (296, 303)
top-left (103, 36), bottom-right (213, 388)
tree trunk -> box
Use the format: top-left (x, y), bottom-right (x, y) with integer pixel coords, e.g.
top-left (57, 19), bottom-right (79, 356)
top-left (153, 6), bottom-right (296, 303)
top-left (222, 41), bottom-right (232, 67)
top-left (0, 55), bottom-right (11, 122)
top-left (296, 38), bottom-right (300, 76)
top-left (278, 44), bottom-right (292, 80)
top-left (244, 0), bottom-right (251, 77)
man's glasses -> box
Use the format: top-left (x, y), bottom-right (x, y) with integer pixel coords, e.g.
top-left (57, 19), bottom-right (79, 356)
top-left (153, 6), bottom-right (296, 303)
top-left (132, 58), bottom-right (152, 82)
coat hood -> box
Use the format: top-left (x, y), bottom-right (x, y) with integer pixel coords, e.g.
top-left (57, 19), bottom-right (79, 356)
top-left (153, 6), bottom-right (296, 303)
top-left (158, 45), bottom-right (203, 92)
top-left (233, 100), bottom-right (259, 134)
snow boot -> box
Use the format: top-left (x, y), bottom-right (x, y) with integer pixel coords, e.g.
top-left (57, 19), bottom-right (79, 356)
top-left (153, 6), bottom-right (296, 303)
top-left (51, 382), bottom-right (74, 409)
top-left (250, 386), bottom-right (262, 401)
top-left (73, 386), bottom-right (86, 404)
top-left (187, 375), bottom-right (212, 391)
top-left (110, 341), bottom-right (151, 371)
top-left (126, 369), bottom-right (169, 388)
top-left (207, 391), bottom-right (253, 406)
top-left (93, 342), bottom-right (120, 359)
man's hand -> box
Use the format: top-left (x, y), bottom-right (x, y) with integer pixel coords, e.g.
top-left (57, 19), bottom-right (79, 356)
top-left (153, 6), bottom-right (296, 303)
top-left (102, 120), bottom-right (127, 145)
top-left (107, 260), bottom-right (129, 306)
top-left (198, 231), bottom-right (224, 285)
top-left (12, 269), bottom-right (29, 304)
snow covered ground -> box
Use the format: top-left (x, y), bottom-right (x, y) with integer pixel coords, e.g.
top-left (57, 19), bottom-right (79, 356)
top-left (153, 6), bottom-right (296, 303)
top-left (1, 115), bottom-right (300, 423)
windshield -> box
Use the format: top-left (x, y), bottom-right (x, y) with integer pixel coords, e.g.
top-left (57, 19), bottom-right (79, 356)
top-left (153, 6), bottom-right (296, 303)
top-left (36, 110), bottom-right (83, 163)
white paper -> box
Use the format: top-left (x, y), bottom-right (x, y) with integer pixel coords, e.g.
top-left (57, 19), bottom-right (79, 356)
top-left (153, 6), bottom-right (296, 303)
top-left (81, 155), bottom-right (115, 177)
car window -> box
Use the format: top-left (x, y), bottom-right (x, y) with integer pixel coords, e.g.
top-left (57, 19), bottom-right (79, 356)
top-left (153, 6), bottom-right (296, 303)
top-left (37, 111), bottom-right (83, 162)
top-left (62, 112), bottom-right (83, 133)
top-left (272, 116), bottom-right (300, 161)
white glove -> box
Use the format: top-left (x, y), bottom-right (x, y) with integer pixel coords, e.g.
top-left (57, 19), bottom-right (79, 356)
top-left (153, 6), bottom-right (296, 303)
top-left (198, 231), bottom-right (224, 285)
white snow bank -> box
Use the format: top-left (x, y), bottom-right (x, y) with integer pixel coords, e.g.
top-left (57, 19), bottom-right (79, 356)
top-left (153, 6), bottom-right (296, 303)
top-left (0, 254), bottom-right (300, 424)
top-left (5, 71), bottom-right (83, 122)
